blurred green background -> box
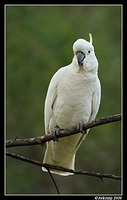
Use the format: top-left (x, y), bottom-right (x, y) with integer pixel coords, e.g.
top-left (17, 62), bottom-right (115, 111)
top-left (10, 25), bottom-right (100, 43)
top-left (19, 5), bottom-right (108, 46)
top-left (6, 5), bottom-right (121, 194)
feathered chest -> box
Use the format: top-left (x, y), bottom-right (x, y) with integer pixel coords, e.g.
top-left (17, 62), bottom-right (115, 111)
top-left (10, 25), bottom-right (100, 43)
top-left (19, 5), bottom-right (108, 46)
top-left (51, 68), bottom-right (99, 128)
top-left (57, 71), bottom-right (96, 105)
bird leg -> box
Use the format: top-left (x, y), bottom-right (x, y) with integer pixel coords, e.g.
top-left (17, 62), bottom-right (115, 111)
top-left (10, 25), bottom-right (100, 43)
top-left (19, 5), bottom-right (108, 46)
top-left (52, 126), bottom-right (61, 142)
top-left (77, 120), bottom-right (86, 134)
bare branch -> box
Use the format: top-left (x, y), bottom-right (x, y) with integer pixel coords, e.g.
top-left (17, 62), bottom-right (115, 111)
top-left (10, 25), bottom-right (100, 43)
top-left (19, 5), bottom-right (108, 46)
top-left (6, 152), bottom-right (121, 181)
top-left (47, 168), bottom-right (60, 194)
top-left (6, 114), bottom-right (121, 148)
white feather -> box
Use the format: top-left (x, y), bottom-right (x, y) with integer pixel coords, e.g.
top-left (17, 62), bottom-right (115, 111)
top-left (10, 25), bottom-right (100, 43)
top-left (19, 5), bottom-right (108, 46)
top-left (42, 36), bottom-right (101, 175)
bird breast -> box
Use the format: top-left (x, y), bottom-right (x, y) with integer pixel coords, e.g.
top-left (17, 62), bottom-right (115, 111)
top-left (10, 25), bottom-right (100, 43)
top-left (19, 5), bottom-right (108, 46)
top-left (53, 68), bottom-right (95, 129)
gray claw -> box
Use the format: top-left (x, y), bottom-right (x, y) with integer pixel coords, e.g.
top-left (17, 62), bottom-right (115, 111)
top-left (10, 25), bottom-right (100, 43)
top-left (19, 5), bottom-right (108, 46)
top-left (77, 121), bottom-right (85, 134)
top-left (52, 126), bottom-right (60, 142)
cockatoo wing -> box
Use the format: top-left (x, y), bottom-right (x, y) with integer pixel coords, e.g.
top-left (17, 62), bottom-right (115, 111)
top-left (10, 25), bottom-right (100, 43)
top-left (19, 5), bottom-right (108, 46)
top-left (90, 78), bottom-right (101, 122)
top-left (43, 67), bottom-right (77, 175)
top-left (75, 78), bottom-right (101, 150)
top-left (44, 67), bottom-right (64, 135)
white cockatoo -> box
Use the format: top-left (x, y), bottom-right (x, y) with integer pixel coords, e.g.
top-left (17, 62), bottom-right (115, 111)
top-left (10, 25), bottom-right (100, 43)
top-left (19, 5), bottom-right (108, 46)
top-left (42, 34), bottom-right (101, 176)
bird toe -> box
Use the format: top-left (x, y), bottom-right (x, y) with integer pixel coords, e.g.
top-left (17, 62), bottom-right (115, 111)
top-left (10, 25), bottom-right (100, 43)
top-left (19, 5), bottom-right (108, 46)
top-left (77, 120), bottom-right (85, 134)
top-left (52, 126), bottom-right (60, 142)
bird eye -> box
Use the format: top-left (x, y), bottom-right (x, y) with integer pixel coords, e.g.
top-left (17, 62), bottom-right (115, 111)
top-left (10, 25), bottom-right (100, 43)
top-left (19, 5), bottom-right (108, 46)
top-left (88, 50), bottom-right (91, 53)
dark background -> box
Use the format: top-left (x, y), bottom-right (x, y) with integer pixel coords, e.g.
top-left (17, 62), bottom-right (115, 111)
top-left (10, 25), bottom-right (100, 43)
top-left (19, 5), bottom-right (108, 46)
top-left (6, 5), bottom-right (121, 194)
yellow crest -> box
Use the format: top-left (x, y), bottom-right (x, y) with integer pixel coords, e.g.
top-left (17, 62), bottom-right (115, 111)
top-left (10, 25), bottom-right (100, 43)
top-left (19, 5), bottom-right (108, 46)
top-left (89, 33), bottom-right (92, 44)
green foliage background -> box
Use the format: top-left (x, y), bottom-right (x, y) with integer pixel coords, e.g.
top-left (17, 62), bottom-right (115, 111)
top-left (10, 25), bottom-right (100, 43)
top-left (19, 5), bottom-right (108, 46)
top-left (6, 5), bottom-right (121, 194)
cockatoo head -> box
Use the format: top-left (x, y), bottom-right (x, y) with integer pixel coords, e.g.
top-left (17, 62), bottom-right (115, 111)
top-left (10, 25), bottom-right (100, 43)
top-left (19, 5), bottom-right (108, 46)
top-left (72, 34), bottom-right (98, 74)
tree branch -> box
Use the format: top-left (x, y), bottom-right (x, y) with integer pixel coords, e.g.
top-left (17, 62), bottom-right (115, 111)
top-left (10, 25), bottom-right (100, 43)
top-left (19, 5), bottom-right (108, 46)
top-left (6, 114), bottom-right (121, 148)
top-left (6, 152), bottom-right (121, 181)
top-left (46, 168), bottom-right (60, 194)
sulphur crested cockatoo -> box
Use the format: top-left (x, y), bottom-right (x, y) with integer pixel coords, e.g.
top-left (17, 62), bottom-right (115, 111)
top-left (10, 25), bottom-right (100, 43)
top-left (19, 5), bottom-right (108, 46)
top-left (42, 34), bottom-right (101, 176)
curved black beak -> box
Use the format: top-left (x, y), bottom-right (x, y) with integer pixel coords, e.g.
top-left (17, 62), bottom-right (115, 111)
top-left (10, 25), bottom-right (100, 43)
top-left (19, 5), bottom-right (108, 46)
top-left (77, 51), bottom-right (85, 66)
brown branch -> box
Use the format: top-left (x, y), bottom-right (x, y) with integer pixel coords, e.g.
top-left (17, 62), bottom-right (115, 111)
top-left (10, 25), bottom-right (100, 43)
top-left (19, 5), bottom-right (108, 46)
top-left (6, 114), bottom-right (121, 148)
top-left (47, 168), bottom-right (60, 194)
top-left (6, 152), bottom-right (121, 181)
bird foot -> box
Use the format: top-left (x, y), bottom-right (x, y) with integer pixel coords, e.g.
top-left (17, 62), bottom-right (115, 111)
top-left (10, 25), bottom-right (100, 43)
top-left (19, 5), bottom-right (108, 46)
top-left (52, 126), bottom-right (60, 142)
top-left (77, 120), bottom-right (86, 134)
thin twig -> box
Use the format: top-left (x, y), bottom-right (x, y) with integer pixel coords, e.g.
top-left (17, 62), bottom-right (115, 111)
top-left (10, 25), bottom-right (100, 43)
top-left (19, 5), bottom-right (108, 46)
top-left (47, 168), bottom-right (60, 194)
top-left (6, 152), bottom-right (121, 181)
top-left (6, 114), bottom-right (122, 148)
